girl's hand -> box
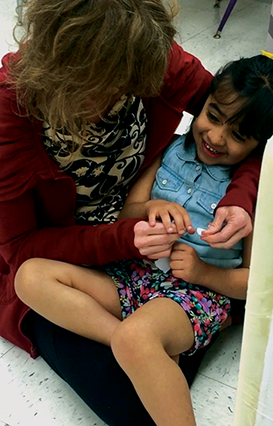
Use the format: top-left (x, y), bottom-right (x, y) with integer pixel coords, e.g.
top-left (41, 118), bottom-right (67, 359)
top-left (134, 220), bottom-right (180, 259)
top-left (170, 242), bottom-right (207, 284)
top-left (145, 199), bottom-right (195, 235)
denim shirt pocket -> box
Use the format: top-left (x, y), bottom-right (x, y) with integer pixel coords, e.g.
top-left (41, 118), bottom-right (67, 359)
top-left (151, 166), bottom-right (183, 201)
top-left (196, 191), bottom-right (221, 216)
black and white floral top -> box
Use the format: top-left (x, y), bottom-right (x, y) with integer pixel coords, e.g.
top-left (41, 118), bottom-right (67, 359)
top-left (42, 96), bottom-right (147, 224)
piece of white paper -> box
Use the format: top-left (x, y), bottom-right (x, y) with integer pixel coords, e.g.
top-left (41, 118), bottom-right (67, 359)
top-left (197, 227), bottom-right (205, 236)
top-left (155, 257), bottom-right (171, 273)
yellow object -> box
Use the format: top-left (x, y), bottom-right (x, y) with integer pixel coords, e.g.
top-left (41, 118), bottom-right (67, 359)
top-left (261, 50), bottom-right (273, 60)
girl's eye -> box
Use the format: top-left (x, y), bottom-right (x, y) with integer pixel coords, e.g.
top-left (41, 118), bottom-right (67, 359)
top-left (232, 130), bottom-right (246, 142)
top-left (207, 111), bottom-right (219, 122)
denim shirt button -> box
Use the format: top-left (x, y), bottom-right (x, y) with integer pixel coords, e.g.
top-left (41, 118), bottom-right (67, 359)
top-left (162, 179), bottom-right (168, 185)
top-left (211, 203), bottom-right (217, 209)
top-left (195, 165), bottom-right (201, 171)
top-left (187, 188), bottom-right (192, 194)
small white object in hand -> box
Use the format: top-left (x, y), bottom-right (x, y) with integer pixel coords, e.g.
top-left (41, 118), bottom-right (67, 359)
top-left (155, 258), bottom-right (171, 273)
top-left (197, 227), bottom-right (206, 236)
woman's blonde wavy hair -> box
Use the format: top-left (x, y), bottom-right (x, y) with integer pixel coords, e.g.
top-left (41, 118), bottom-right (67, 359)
top-left (9, 0), bottom-right (179, 134)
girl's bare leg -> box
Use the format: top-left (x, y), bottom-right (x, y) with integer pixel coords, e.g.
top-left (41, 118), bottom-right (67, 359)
top-left (111, 298), bottom-right (197, 426)
top-left (15, 258), bottom-right (122, 346)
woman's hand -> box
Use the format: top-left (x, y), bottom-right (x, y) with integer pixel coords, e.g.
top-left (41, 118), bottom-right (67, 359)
top-left (145, 199), bottom-right (195, 235)
top-left (200, 206), bottom-right (252, 249)
top-left (134, 220), bottom-right (180, 259)
top-left (170, 242), bottom-right (207, 284)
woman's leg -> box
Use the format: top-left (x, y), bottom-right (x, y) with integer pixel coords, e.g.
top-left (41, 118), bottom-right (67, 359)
top-left (22, 310), bottom-right (214, 426)
top-left (111, 298), bottom-right (197, 426)
top-left (22, 310), bottom-right (156, 426)
top-left (15, 258), bottom-right (122, 345)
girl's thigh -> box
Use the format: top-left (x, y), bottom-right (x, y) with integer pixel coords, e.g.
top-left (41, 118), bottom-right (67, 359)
top-left (19, 258), bottom-right (122, 318)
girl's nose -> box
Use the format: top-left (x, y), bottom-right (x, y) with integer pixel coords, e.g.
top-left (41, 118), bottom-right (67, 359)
top-left (207, 126), bottom-right (225, 146)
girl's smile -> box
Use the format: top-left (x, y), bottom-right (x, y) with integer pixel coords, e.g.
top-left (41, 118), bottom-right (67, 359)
top-left (202, 139), bottom-right (225, 158)
top-left (193, 95), bottom-right (259, 166)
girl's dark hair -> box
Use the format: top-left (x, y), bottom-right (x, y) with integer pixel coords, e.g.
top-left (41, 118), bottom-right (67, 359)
top-left (8, 0), bottom-right (179, 134)
top-left (210, 55), bottom-right (273, 147)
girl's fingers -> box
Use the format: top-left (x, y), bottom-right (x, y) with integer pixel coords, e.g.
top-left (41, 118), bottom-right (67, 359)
top-left (148, 209), bottom-right (176, 233)
top-left (159, 207), bottom-right (186, 233)
top-left (162, 206), bottom-right (193, 235)
top-left (176, 207), bottom-right (194, 233)
top-left (148, 212), bottom-right (157, 227)
top-left (171, 242), bottom-right (188, 252)
top-left (168, 210), bottom-right (186, 234)
top-left (134, 221), bottom-right (178, 235)
top-left (169, 260), bottom-right (184, 269)
top-left (159, 211), bottom-right (176, 233)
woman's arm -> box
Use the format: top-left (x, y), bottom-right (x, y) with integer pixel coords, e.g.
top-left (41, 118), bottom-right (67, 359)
top-left (0, 189), bottom-right (144, 271)
top-left (218, 155), bottom-right (262, 217)
top-left (201, 155), bottom-right (261, 247)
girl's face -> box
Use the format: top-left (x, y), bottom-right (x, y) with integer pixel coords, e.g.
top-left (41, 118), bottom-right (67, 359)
top-left (192, 95), bottom-right (259, 166)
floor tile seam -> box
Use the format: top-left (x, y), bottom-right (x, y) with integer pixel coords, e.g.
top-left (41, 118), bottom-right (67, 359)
top-left (197, 372), bottom-right (238, 391)
top-left (0, 345), bottom-right (15, 359)
top-left (179, 24), bottom-right (223, 43)
top-left (179, 10), bottom-right (260, 43)
top-left (219, 8), bottom-right (268, 25)
top-left (214, 1), bottom-right (270, 24)
top-left (180, 0), bottom-right (269, 43)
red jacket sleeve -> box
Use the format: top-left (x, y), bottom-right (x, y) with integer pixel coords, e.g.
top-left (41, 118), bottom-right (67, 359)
top-left (161, 42), bottom-right (213, 115)
top-left (0, 188), bottom-right (143, 272)
top-left (217, 154), bottom-right (262, 216)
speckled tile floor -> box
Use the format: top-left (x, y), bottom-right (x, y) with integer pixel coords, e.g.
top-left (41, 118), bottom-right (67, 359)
top-left (0, 0), bottom-right (271, 425)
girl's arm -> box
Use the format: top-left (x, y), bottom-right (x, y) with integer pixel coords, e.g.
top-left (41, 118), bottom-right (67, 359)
top-left (119, 155), bottom-right (194, 259)
top-left (170, 231), bottom-right (253, 300)
top-left (118, 155), bottom-right (162, 220)
top-left (119, 155), bottom-right (194, 234)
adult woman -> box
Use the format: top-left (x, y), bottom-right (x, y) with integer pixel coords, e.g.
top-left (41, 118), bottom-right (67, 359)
top-left (0, 1), bottom-right (258, 425)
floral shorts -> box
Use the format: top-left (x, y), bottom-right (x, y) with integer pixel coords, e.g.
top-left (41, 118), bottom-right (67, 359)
top-left (105, 259), bottom-right (230, 355)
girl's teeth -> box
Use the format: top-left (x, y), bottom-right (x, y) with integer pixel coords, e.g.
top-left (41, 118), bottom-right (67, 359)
top-left (205, 143), bottom-right (219, 154)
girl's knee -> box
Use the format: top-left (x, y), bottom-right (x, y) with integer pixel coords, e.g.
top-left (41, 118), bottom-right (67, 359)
top-left (14, 258), bottom-right (47, 300)
top-left (111, 316), bottom-right (159, 367)
top-left (111, 320), bottom-right (136, 357)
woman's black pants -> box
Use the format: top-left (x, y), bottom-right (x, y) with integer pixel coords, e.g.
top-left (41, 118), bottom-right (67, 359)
top-left (24, 310), bottom-right (214, 426)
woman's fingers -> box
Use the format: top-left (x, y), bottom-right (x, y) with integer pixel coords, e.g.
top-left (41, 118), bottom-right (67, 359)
top-left (134, 221), bottom-right (179, 258)
top-left (201, 206), bottom-right (252, 248)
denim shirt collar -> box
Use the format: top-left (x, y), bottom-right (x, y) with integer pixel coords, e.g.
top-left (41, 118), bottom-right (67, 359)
top-left (176, 141), bottom-right (232, 182)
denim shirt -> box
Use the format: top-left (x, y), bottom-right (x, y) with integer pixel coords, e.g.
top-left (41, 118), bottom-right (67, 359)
top-left (151, 135), bottom-right (243, 268)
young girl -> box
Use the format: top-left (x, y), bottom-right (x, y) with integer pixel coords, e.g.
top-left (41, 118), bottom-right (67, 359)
top-left (15, 54), bottom-right (273, 425)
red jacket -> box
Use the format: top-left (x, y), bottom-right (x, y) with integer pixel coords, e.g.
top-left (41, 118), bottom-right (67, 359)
top-left (0, 42), bottom-right (260, 356)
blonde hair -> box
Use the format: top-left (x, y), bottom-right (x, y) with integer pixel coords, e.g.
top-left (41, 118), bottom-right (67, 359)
top-left (9, 0), bottom-right (179, 134)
